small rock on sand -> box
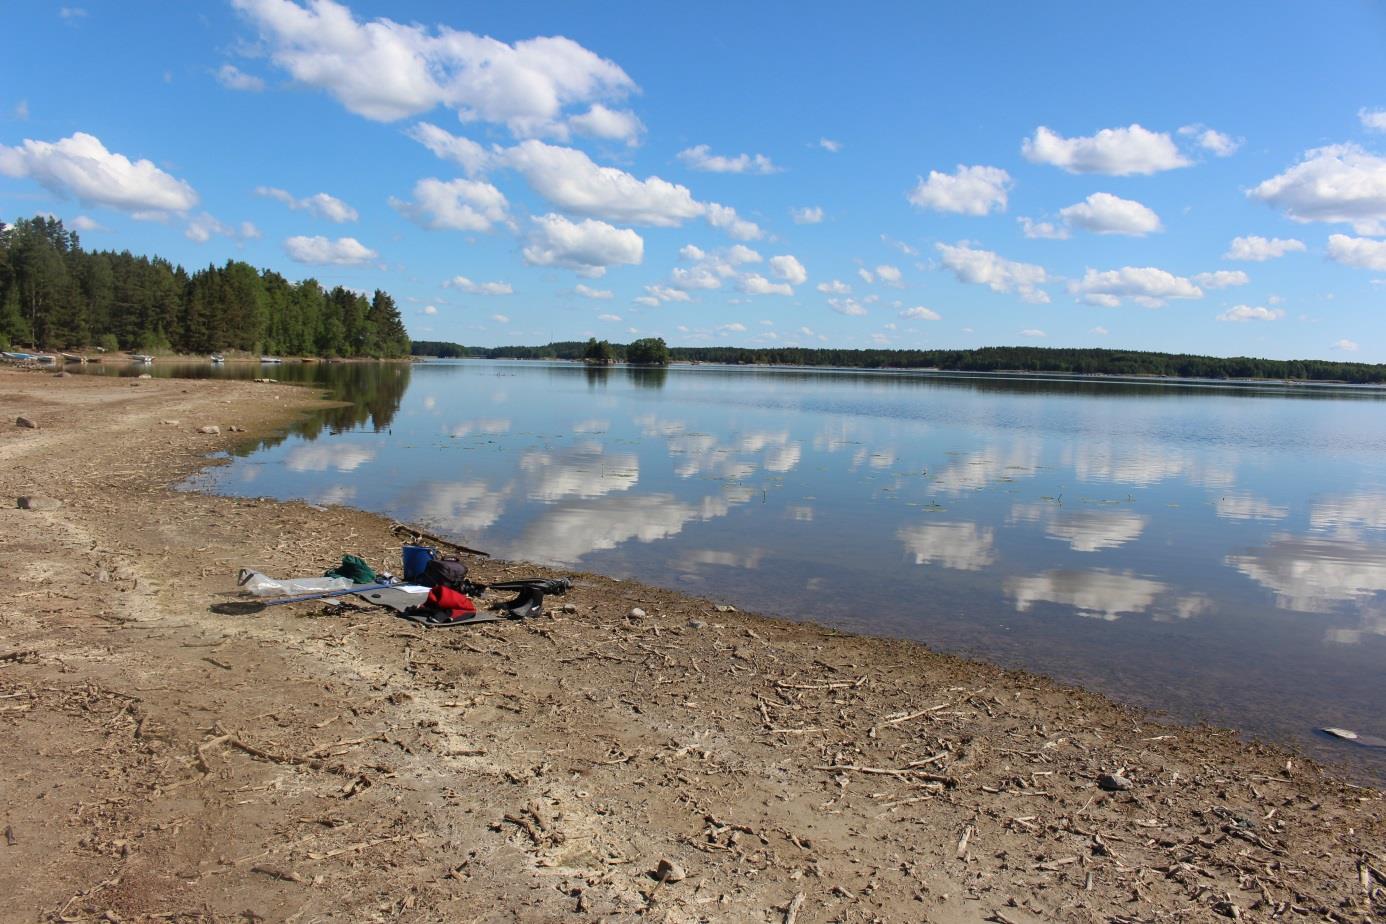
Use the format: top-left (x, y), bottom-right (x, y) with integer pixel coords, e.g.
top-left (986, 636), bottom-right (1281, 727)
top-left (17, 496), bottom-right (63, 511)
top-left (137, 373), bottom-right (152, 379)
top-left (654, 859), bottom-right (686, 882)
top-left (198, 425), bottom-right (221, 435)
top-left (628, 607), bottom-right (646, 620)
top-left (1098, 773), bottom-right (1133, 792)
top-left (16, 416), bottom-right (38, 429)
top-left (160, 419), bottom-right (180, 426)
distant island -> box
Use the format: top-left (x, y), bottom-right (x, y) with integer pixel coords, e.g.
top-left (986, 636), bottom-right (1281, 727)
top-left (411, 339), bottom-right (1386, 385)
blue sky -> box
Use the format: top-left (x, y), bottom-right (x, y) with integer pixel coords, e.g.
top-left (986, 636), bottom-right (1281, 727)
top-left (4, 1), bottom-right (1386, 360)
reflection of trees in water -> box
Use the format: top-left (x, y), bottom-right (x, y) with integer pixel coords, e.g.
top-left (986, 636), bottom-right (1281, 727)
top-left (583, 365), bottom-right (610, 388)
top-left (626, 366), bottom-right (667, 389)
top-left (102, 362), bottom-right (415, 457)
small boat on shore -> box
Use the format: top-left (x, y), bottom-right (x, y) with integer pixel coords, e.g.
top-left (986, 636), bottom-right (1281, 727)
top-left (130, 354), bottom-right (154, 364)
top-left (1, 351), bottom-right (35, 363)
top-left (210, 353), bottom-right (225, 364)
top-left (260, 355), bottom-right (283, 364)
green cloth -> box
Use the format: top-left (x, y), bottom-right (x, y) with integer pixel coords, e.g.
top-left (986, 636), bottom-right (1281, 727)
top-left (325, 554), bottom-right (376, 583)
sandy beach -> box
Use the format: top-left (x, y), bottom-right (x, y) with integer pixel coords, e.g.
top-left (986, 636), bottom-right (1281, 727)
top-left (1, 366), bottom-right (1382, 923)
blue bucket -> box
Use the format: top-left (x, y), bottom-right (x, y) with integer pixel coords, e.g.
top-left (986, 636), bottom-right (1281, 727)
top-left (401, 545), bottom-right (435, 582)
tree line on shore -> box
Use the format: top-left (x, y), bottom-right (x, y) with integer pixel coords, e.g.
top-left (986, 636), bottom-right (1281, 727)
top-left (410, 340), bottom-right (1386, 384)
top-left (0, 215), bottom-right (411, 357)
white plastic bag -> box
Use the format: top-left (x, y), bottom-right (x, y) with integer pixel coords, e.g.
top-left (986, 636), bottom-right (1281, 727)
top-left (238, 571), bottom-right (355, 597)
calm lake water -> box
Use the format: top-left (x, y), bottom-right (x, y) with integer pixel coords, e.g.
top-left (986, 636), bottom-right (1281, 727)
top-left (94, 359), bottom-right (1386, 778)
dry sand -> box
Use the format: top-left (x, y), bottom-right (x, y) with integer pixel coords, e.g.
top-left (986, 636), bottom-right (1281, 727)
top-left (0, 366), bottom-right (1382, 923)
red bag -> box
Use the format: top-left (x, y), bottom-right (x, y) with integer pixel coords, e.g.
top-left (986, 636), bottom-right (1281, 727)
top-left (423, 584), bottom-right (476, 620)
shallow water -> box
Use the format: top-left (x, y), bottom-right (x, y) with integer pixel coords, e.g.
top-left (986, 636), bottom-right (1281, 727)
top-left (94, 359), bottom-right (1386, 779)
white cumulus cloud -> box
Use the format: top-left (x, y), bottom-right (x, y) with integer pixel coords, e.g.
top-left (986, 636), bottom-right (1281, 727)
top-left (1179, 124), bottom-right (1241, 157)
top-left (1359, 108), bottom-right (1386, 133)
top-left (935, 242), bottom-right (1049, 304)
top-left (1022, 124), bottom-right (1189, 175)
top-left (1248, 144), bottom-right (1386, 234)
top-left (740, 274), bottom-right (793, 296)
top-left (1223, 235), bottom-right (1306, 261)
top-left (284, 235), bottom-right (377, 265)
top-left (828, 297), bottom-right (867, 316)
top-left (907, 164), bottom-right (1010, 215)
top-left (389, 177), bottom-right (508, 231)
top-left (819, 138), bottom-right (841, 152)
top-left (1018, 217), bottom-right (1070, 240)
top-left (816, 279), bottom-right (851, 295)
top-left (217, 63), bottom-right (265, 92)
top-left (232, 0), bottom-right (636, 135)
top-left (1020, 329), bottom-right (1047, 338)
top-left (406, 122), bottom-right (492, 176)
top-left (874, 264), bottom-right (903, 287)
top-left (791, 205), bottom-right (823, 224)
top-left (1326, 233), bottom-right (1386, 270)
top-left (1192, 270), bottom-right (1249, 288)
top-left (575, 283), bottom-right (613, 299)
top-left (568, 103), bottom-right (644, 145)
top-left (899, 306), bottom-right (941, 321)
top-left (677, 144), bottom-right (779, 174)
top-left (769, 254), bottom-right (807, 285)
top-left (705, 202), bottom-right (763, 240)
top-left (0, 131), bottom-right (198, 215)
top-left (1070, 266), bottom-right (1203, 307)
top-left (1217, 305), bottom-right (1284, 322)
top-left (255, 186), bottom-right (358, 222)
top-left (1059, 192), bottom-right (1162, 236)
top-left (521, 213), bottom-right (643, 277)
top-left (503, 139), bottom-right (715, 231)
top-left (1334, 338), bottom-right (1360, 352)
top-left (185, 213), bottom-right (259, 244)
top-left (445, 275), bottom-right (513, 295)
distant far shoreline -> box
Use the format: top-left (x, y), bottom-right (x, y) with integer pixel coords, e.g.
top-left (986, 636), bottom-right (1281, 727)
top-left (410, 340), bottom-right (1386, 387)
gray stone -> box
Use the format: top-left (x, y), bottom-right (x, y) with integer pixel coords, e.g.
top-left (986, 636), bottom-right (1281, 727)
top-left (137, 373), bottom-right (152, 379)
top-left (627, 607), bottom-right (646, 620)
top-left (561, 602), bottom-right (578, 614)
top-left (15, 416), bottom-right (37, 429)
top-left (198, 425), bottom-right (221, 435)
top-left (17, 496), bottom-right (62, 511)
top-left (228, 425), bottom-right (246, 432)
top-left (714, 604), bottom-right (737, 613)
top-left (1098, 773), bottom-right (1133, 792)
top-left (654, 859), bottom-right (686, 883)
top-left (687, 619), bottom-right (708, 630)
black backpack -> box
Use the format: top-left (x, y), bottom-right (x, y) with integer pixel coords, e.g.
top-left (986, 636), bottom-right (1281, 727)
top-left (421, 555), bottom-right (469, 592)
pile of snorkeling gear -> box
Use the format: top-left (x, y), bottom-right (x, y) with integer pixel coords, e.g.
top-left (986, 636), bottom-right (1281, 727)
top-left (396, 541), bottom-right (572, 626)
top-left (232, 523), bottom-right (571, 628)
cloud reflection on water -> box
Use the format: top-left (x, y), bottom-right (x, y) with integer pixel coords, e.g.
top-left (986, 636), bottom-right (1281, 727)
top-left (1009, 503), bottom-right (1148, 551)
top-left (1227, 535), bottom-right (1386, 614)
top-left (284, 443), bottom-right (377, 472)
top-left (897, 521), bottom-right (996, 571)
top-left (518, 491), bottom-right (747, 564)
top-left (519, 445), bottom-right (639, 501)
top-left (1006, 569), bottom-right (1167, 620)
